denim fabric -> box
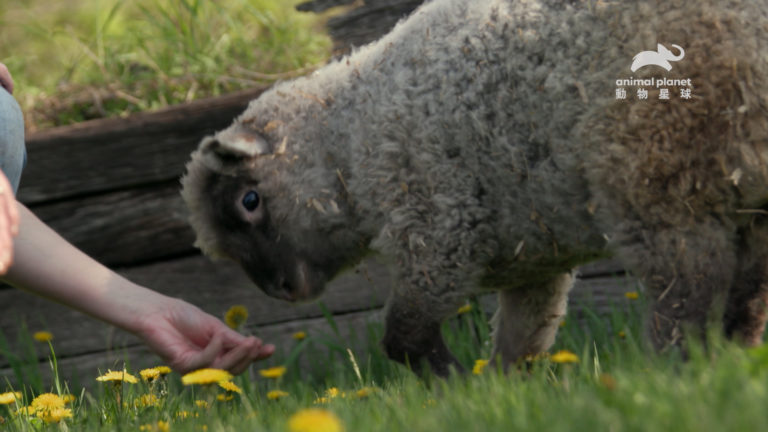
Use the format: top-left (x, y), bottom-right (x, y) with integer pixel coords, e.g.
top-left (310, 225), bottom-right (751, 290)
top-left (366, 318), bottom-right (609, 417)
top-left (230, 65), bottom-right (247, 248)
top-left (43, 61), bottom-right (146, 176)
top-left (0, 86), bottom-right (26, 194)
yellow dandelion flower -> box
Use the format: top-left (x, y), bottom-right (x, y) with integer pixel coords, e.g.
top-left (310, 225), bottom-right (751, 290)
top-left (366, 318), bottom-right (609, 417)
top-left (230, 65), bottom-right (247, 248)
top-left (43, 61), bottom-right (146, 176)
top-left (140, 368), bottom-right (161, 381)
top-left (618, 330), bottom-right (626, 339)
top-left (217, 394), bottom-right (234, 402)
top-left (224, 305), bottom-right (248, 329)
top-left (355, 387), bottom-right (376, 399)
top-left (15, 406), bottom-right (35, 416)
top-left (550, 349), bottom-right (579, 364)
top-left (156, 366), bottom-right (172, 375)
top-left (457, 304), bottom-right (472, 314)
top-left (33, 331), bottom-right (53, 343)
top-left (218, 381), bottom-right (243, 394)
top-left (182, 368), bottom-right (233, 385)
top-left (195, 400), bottom-right (210, 409)
top-left (136, 394), bottom-right (160, 407)
top-left (524, 352), bottom-right (550, 362)
top-left (175, 410), bottom-right (199, 419)
top-left (37, 407), bottom-right (72, 423)
top-left (293, 331), bottom-right (307, 341)
top-left (259, 366), bottom-right (287, 379)
top-left (62, 394), bottom-right (76, 404)
top-left (0, 391), bottom-right (21, 405)
top-left (267, 390), bottom-right (289, 400)
top-left (96, 370), bottom-right (138, 384)
top-left (624, 291), bottom-right (639, 300)
top-left (30, 393), bottom-right (65, 412)
top-left (287, 408), bottom-right (344, 432)
top-left (325, 388), bottom-right (342, 398)
top-left (140, 420), bottom-right (170, 432)
top-left (472, 359), bottom-right (489, 375)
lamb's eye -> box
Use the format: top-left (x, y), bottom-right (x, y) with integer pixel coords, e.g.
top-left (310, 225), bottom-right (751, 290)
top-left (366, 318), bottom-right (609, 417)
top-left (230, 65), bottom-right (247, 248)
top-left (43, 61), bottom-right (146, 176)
top-left (242, 190), bottom-right (260, 211)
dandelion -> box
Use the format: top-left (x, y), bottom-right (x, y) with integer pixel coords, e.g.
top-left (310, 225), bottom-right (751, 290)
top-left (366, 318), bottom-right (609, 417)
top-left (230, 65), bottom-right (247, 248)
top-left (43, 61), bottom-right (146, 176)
top-left (156, 366), bottom-right (173, 375)
top-left (195, 400), bottom-right (210, 409)
top-left (140, 420), bottom-right (171, 431)
top-left (325, 388), bottom-right (343, 399)
top-left (355, 387), bottom-right (376, 399)
top-left (141, 368), bottom-right (162, 381)
top-left (224, 305), bottom-right (248, 329)
top-left (259, 366), bottom-right (287, 379)
top-left (96, 370), bottom-right (139, 384)
top-left (472, 359), bottom-right (489, 375)
top-left (37, 407), bottom-right (72, 423)
top-left (457, 304), bottom-right (472, 314)
top-left (618, 330), bottom-right (626, 339)
top-left (219, 381), bottom-right (243, 394)
top-left (287, 408), bottom-right (344, 432)
top-left (182, 368), bottom-right (233, 385)
top-left (62, 394), bottom-right (76, 404)
top-left (0, 392), bottom-right (21, 405)
top-left (217, 394), bottom-right (235, 402)
top-left (30, 393), bottom-right (65, 412)
top-left (267, 390), bottom-right (289, 400)
top-left (625, 291), bottom-right (639, 300)
top-left (293, 331), bottom-right (307, 341)
top-left (33, 331), bottom-right (53, 343)
top-left (550, 349), bottom-right (579, 364)
top-left (136, 394), bottom-right (161, 407)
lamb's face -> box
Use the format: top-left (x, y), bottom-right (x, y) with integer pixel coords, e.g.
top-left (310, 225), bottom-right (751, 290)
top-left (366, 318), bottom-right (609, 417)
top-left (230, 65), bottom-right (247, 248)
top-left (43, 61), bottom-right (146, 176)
top-left (181, 124), bottom-right (346, 303)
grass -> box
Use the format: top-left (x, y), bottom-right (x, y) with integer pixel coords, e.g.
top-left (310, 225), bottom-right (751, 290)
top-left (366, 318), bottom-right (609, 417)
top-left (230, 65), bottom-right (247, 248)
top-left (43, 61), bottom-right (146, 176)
top-left (0, 0), bottom-right (333, 130)
top-left (2, 296), bottom-right (768, 431)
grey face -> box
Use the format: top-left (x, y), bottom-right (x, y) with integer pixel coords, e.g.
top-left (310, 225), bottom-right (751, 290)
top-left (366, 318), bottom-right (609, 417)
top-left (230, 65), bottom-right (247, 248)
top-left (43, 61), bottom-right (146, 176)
top-left (200, 170), bottom-right (331, 302)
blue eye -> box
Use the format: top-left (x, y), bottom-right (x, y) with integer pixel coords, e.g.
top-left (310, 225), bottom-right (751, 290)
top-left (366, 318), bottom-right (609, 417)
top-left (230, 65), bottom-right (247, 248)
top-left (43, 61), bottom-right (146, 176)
top-left (242, 190), bottom-right (260, 211)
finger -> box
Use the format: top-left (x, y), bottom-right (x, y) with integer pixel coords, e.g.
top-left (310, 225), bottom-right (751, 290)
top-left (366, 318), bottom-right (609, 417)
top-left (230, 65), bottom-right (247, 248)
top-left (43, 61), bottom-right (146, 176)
top-left (0, 64), bottom-right (14, 94)
top-left (0, 183), bottom-right (15, 273)
top-left (212, 337), bottom-right (257, 373)
top-left (178, 330), bottom-right (224, 373)
top-left (255, 343), bottom-right (275, 360)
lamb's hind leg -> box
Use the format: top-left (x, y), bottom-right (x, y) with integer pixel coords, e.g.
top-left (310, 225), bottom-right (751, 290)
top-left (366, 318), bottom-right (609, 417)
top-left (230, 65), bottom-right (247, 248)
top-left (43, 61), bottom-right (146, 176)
top-left (614, 219), bottom-right (737, 352)
top-left (490, 272), bottom-right (574, 369)
top-left (724, 223), bottom-right (768, 346)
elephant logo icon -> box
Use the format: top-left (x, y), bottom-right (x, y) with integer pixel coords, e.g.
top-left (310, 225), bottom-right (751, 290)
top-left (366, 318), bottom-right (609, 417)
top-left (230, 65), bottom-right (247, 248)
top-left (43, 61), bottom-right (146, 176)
top-left (630, 44), bottom-right (685, 72)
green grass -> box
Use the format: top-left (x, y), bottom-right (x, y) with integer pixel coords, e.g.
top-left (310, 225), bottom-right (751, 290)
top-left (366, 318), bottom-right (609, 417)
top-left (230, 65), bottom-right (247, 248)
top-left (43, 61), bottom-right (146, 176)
top-left (0, 0), bottom-right (332, 129)
top-left (2, 297), bottom-right (768, 431)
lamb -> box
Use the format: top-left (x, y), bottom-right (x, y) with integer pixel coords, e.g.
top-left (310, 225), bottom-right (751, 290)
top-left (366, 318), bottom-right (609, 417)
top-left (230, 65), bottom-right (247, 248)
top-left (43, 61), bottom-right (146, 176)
top-left (181, 0), bottom-right (768, 375)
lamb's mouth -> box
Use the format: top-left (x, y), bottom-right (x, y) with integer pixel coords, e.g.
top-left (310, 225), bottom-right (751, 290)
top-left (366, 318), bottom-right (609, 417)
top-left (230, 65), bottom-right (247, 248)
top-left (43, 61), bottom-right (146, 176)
top-left (248, 259), bottom-right (325, 302)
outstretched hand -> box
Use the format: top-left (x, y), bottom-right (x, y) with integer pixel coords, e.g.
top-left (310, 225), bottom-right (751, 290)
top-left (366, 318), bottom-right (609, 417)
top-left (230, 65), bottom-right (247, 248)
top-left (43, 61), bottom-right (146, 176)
top-left (134, 297), bottom-right (275, 374)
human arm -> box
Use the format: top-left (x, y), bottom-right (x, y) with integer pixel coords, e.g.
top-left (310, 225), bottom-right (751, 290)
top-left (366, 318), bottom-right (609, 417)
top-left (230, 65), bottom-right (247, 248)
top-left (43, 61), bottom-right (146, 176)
top-left (1, 203), bottom-right (274, 374)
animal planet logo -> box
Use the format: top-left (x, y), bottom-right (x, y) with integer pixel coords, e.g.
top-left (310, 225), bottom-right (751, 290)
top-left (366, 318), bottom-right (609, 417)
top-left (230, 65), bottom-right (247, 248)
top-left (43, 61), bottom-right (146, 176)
top-left (631, 44), bottom-right (685, 72)
top-left (615, 43), bottom-right (693, 101)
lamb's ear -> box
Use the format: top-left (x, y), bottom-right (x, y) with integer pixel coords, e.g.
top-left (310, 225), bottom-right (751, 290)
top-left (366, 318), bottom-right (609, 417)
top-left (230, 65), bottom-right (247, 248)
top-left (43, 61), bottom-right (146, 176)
top-left (198, 124), bottom-right (272, 172)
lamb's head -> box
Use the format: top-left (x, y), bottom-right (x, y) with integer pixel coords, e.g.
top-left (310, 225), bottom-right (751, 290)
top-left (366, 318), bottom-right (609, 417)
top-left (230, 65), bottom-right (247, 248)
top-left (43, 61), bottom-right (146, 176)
top-left (180, 116), bottom-right (364, 302)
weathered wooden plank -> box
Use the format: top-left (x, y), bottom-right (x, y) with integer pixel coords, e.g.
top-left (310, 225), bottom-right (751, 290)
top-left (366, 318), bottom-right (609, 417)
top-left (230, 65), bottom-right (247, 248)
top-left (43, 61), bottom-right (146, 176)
top-left (29, 182), bottom-right (195, 267)
top-left (18, 87), bottom-right (265, 205)
top-left (323, 0), bottom-right (424, 53)
top-left (0, 255), bottom-right (393, 369)
top-left (0, 309), bottom-right (384, 391)
top-left (577, 259), bottom-right (627, 278)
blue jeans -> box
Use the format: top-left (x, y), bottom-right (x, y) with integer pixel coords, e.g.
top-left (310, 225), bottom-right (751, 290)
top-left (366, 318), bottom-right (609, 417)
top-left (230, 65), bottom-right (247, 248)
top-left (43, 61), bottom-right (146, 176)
top-left (0, 86), bottom-right (26, 194)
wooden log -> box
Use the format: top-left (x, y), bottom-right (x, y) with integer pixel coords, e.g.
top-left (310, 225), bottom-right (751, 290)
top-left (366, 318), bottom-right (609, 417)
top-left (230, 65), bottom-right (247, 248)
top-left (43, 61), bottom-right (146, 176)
top-left (298, 0), bottom-right (424, 54)
top-left (28, 182), bottom-right (195, 267)
top-left (18, 87), bottom-right (266, 205)
top-left (0, 255), bottom-right (393, 369)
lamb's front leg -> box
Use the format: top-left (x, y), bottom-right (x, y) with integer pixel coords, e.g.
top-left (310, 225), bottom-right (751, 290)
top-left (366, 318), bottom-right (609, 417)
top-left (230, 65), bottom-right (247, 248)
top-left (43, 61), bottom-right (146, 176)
top-left (490, 272), bottom-right (575, 369)
top-left (382, 286), bottom-right (467, 376)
